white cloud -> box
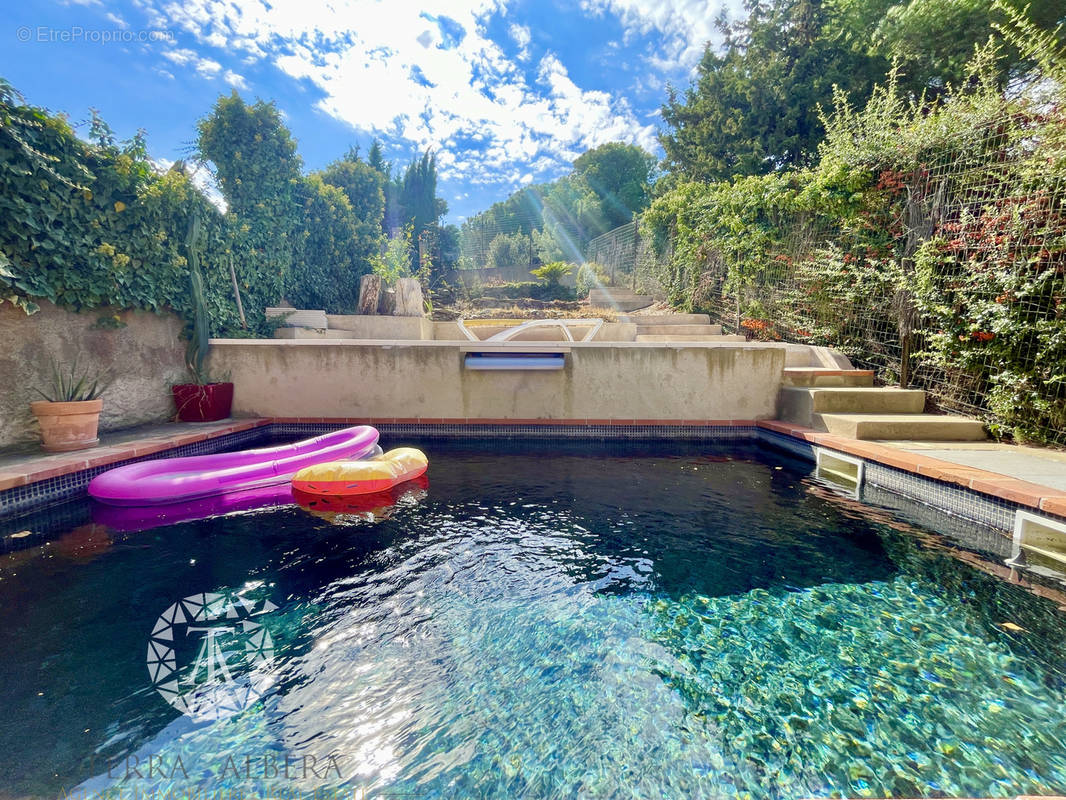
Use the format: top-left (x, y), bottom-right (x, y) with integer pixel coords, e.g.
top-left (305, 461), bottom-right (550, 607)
top-left (579, 0), bottom-right (743, 69)
top-left (509, 22), bottom-right (531, 61)
top-left (223, 69), bottom-right (248, 89)
top-left (162, 47), bottom-right (223, 78)
top-left (140, 0), bottom-right (658, 188)
top-left (105, 12), bottom-right (129, 28)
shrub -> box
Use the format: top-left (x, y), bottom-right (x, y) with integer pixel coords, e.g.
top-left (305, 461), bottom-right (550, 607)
top-left (576, 262), bottom-right (610, 298)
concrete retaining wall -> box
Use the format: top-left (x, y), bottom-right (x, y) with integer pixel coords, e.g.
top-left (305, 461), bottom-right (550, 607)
top-left (210, 340), bottom-right (785, 421)
top-left (0, 301), bottom-right (187, 449)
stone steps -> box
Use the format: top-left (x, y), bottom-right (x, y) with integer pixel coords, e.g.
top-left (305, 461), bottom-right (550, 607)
top-left (632, 324), bottom-right (724, 336)
top-left (780, 387), bottom-right (926, 427)
top-left (587, 288), bottom-right (655, 311)
top-left (779, 382), bottom-right (986, 441)
top-left (618, 313), bottom-right (712, 325)
top-left (782, 368), bottom-right (875, 387)
top-left (814, 413), bottom-right (988, 441)
top-left (635, 334), bottom-right (748, 342)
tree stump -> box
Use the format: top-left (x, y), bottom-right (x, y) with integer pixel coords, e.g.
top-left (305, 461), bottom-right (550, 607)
top-left (393, 277), bottom-right (424, 317)
top-left (357, 274), bottom-right (381, 315)
top-left (378, 287), bottom-right (396, 315)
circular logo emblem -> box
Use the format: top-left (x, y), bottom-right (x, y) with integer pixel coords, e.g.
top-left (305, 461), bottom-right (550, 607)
top-left (147, 592), bottom-right (277, 721)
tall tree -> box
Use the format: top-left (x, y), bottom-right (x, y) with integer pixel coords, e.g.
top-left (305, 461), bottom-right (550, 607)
top-left (197, 92), bottom-right (303, 303)
top-left (660, 0), bottom-right (887, 182)
top-left (398, 151), bottom-right (444, 272)
top-left (573, 142), bottom-right (657, 229)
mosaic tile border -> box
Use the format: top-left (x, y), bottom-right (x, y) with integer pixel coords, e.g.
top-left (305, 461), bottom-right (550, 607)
top-left (0, 428), bottom-right (265, 519)
top-left (757, 427), bottom-right (1055, 534)
top-left (3, 418), bottom-right (1064, 540)
top-left (0, 422), bottom-right (758, 521)
top-left (273, 422), bottom-right (760, 441)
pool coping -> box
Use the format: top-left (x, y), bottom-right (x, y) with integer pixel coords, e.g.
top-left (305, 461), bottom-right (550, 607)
top-left (1, 417), bottom-right (1065, 528)
top-left (756, 420), bottom-right (1066, 518)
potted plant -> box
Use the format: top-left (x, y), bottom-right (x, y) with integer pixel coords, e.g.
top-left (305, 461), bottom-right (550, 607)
top-left (31, 357), bottom-right (110, 452)
top-left (171, 212), bottom-right (234, 423)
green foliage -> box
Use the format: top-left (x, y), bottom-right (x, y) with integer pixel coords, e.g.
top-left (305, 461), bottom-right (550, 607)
top-left (197, 92), bottom-right (303, 311)
top-left (486, 231), bottom-right (533, 268)
top-left (397, 150), bottom-right (446, 274)
top-left (658, 0), bottom-right (1066, 184)
top-left (659, 0), bottom-right (887, 182)
top-left (460, 142), bottom-right (657, 268)
top-left (573, 142), bottom-right (657, 230)
top-left (372, 226), bottom-right (414, 283)
top-left (575, 261), bottom-right (610, 298)
top-left (479, 281), bottom-right (575, 302)
top-left (646, 23), bottom-right (1066, 443)
top-left (0, 83), bottom-right (250, 333)
top-left (320, 157), bottom-right (385, 231)
top-left (34, 355), bottom-right (110, 402)
top-left (530, 261), bottom-right (573, 287)
top-left (289, 174), bottom-right (370, 312)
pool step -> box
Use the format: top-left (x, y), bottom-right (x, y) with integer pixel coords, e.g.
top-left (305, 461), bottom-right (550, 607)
top-left (780, 387), bottom-right (926, 427)
top-left (815, 413), bottom-right (988, 441)
top-left (782, 368), bottom-right (875, 387)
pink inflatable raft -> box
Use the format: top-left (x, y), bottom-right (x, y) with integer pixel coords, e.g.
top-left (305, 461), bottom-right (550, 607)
top-left (88, 425), bottom-right (379, 506)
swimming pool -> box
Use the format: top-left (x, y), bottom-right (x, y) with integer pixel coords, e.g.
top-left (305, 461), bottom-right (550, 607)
top-left (1, 440), bottom-right (1064, 799)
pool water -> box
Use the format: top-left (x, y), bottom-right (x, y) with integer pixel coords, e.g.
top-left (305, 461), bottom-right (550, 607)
top-left (1, 440), bottom-right (1065, 799)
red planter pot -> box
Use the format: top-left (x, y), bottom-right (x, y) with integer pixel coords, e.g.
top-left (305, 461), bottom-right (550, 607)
top-left (171, 382), bottom-right (234, 422)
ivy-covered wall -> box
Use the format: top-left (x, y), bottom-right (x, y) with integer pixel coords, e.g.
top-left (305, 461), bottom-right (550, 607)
top-left (640, 33), bottom-right (1066, 445)
top-left (0, 81), bottom-right (258, 334)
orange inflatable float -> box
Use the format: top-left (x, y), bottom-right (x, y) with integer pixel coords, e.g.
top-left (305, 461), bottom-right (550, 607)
top-left (292, 447), bottom-right (428, 497)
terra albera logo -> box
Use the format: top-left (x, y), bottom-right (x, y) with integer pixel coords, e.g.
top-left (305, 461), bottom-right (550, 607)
top-left (146, 592), bottom-right (278, 721)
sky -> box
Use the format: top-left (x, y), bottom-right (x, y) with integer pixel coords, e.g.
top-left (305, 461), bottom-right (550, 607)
top-left (2, 0), bottom-right (743, 222)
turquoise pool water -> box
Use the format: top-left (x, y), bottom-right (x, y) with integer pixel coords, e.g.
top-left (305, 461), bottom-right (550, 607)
top-left (1, 441), bottom-right (1064, 799)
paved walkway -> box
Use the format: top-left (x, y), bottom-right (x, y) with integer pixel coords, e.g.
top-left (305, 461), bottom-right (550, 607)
top-left (890, 441), bottom-right (1066, 492)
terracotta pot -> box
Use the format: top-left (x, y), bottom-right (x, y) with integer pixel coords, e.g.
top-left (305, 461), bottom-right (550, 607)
top-left (30, 398), bottom-right (103, 452)
top-left (172, 382), bottom-right (234, 422)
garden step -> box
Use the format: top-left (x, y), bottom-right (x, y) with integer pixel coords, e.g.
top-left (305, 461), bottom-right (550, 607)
top-left (813, 413), bottom-right (987, 441)
top-left (619, 314), bottom-right (712, 325)
top-left (632, 324), bottom-right (724, 335)
top-left (589, 298), bottom-right (655, 311)
top-left (587, 289), bottom-right (655, 311)
top-left (779, 387), bottom-right (925, 427)
top-left (782, 368), bottom-right (875, 387)
top-left (635, 334), bottom-right (747, 342)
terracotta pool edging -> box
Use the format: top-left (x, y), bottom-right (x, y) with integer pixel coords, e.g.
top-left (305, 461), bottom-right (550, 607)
top-left (0, 418), bottom-right (271, 492)
top-left (756, 420), bottom-right (1066, 516)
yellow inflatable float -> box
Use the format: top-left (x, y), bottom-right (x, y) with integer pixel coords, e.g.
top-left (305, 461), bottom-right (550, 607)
top-left (292, 447), bottom-right (428, 497)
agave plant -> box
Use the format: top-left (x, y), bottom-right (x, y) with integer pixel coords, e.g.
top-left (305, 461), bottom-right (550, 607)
top-left (35, 355), bottom-right (111, 402)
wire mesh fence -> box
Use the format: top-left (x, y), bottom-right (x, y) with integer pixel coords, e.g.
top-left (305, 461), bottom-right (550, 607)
top-left (598, 101), bottom-right (1066, 445)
